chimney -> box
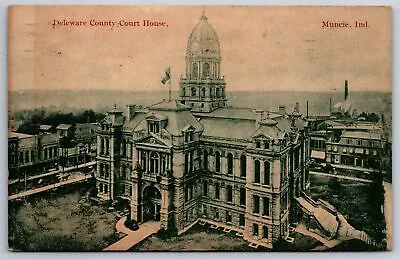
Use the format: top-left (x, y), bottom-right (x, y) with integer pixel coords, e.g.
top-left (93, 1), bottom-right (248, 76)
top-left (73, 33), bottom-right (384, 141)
top-left (278, 105), bottom-right (286, 114)
top-left (329, 97), bottom-right (332, 115)
top-left (344, 80), bottom-right (349, 100)
top-left (295, 102), bottom-right (300, 113)
top-left (306, 101), bottom-right (309, 118)
top-left (126, 105), bottom-right (136, 120)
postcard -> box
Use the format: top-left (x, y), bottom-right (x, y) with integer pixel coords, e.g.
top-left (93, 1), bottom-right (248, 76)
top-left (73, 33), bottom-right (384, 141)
top-left (7, 5), bottom-right (392, 252)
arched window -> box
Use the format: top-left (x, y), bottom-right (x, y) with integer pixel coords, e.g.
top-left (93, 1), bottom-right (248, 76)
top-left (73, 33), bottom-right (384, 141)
top-left (215, 151), bottom-right (221, 172)
top-left (121, 140), bottom-right (126, 156)
top-left (105, 139), bottom-right (110, 155)
top-left (192, 63), bottom-right (198, 78)
top-left (203, 150), bottom-right (208, 170)
top-left (202, 63), bottom-right (210, 78)
top-left (191, 87), bottom-right (197, 97)
top-left (185, 153), bottom-right (190, 174)
top-left (201, 87), bottom-right (206, 97)
top-left (227, 153), bottom-right (233, 175)
top-left (264, 161), bottom-right (271, 185)
top-left (150, 152), bottom-right (159, 173)
top-left (240, 155), bottom-right (247, 177)
top-left (254, 159), bottom-right (261, 183)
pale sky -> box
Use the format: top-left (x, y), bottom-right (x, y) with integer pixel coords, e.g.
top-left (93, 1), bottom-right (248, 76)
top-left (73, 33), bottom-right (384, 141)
top-left (8, 6), bottom-right (391, 92)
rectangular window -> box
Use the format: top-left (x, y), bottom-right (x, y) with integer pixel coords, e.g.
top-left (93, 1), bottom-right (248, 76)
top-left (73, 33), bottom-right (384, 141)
top-left (226, 211), bottom-right (232, 223)
top-left (262, 226), bottom-right (268, 239)
top-left (203, 180), bottom-right (208, 197)
top-left (226, 185), bottom-right (233, 202)
top-left (253, 223), bottom-right (259, 236)
top-left (240, 188), bottom-right (246, 206)
top-left (185, 187), bottom-right (189, 202)
top-left (215, 183), bottom-right (220, 200)
top-left (253, 195), bottom-right (260, 214)
top-left (239, 214), bottom-right (245, 226)
top-left (263, 197), bottom-right (270, 216)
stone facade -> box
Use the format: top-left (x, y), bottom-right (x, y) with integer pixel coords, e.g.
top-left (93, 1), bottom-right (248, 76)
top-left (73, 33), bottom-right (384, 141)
top-left (95, 13), bottom-right (311, 249)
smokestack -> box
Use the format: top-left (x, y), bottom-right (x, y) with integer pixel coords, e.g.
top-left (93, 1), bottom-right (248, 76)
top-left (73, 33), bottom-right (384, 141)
top-left (295, 102), bottom-right (300, 113)
top-left (329, 98), bottom-right (332, 115)
top-left (344, 80), bottom-right (349, 100)
top-left (126, 105), bottom-right (136, 120)
top-left (306, 101), bottom-right (309, 119)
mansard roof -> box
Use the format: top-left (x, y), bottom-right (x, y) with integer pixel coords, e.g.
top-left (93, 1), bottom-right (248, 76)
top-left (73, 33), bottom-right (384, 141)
top-left (252, 125), bottom-right (286, 141)
top-left (199, 117), bottom-right (256, 140)
top-left (194, 107), bottom-right (282, 121)
top-left (127, 100), bottom-right (203, 136)
top-left (149, 99), bottom-right (191, 111)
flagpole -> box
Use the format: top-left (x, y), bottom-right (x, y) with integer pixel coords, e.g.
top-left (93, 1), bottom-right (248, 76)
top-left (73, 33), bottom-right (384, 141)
top-left (168, 70), bottom-right (172, 102)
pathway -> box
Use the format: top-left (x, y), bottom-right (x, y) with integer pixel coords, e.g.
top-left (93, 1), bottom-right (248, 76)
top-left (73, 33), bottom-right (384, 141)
top-left (8, 161), bottom-right (96, 185)
top-left (295, 222), bottom-right (342, 248)
top-left (296, 213), bottom-right (376, 250)
top-left (383, 181), bottom-right (392, 250)
top-left (8, 174), bottom-right (92, 201)
top-left (104, 216), bottom-right (160, 251)
top-left (310, 171), bottom-right (372, 183)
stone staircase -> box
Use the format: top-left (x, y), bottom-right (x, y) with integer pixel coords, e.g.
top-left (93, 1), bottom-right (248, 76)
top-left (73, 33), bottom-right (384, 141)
top-left (296, 192), bottom-right (339, 239)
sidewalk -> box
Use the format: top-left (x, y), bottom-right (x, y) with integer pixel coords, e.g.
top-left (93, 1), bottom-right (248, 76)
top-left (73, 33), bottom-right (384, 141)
top-left (309, 171), bottom-right (372, 183)
top-left (8, 174), bottom-right (92, 201)
top-left (104, 216), bottom-right (160, 251)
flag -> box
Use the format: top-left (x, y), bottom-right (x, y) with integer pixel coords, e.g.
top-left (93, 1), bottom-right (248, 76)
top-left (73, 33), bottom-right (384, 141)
top-left (161, 67), bottom-right (171, 85)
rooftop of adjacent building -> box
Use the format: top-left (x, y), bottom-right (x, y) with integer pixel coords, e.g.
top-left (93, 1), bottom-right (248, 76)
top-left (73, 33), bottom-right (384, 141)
top-left (8, 131), bottom-right (33, 139)
top-left (341, 130), bottom-right (381, 140)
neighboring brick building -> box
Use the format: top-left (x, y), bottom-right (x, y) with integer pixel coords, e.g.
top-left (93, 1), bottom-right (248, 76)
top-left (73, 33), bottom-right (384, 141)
top-left (326, 130), bottom-right (383, 174)
top-left (8, 132), bottom-right (59, 180)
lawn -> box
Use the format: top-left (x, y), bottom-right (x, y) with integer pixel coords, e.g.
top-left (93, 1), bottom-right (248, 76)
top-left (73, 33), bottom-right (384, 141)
top-left (8, 185), bottom-right (120, 251)
top-left (310, 175), bottom-right (385, 243)
top-left (275, 232), bottom-right (323, 252)
top-left (132, 224), bottom-right (256, 251)
top-left (133, 223), bottom-right (323, 252)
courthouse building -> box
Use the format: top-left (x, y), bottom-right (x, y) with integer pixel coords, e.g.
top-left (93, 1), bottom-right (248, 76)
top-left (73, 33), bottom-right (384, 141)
top-left (95, 12), bottom-right (311, 248)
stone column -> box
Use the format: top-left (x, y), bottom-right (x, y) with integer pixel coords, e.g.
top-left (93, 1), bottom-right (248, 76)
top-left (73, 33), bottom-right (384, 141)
top-left (160, 188), bottom-right (169, 229)
top-left (260, 159), bottom-right (265, 185)
top-left (130, 180), bottom-right (139, 221)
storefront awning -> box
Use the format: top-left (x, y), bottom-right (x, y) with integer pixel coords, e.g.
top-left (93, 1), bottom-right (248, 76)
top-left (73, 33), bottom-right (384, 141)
top-left (311, 150), bottom-right (325, 160)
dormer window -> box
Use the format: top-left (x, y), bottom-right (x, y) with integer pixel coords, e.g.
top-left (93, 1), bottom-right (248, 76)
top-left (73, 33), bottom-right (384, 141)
top-left (182, 125), bottom-right (195, 142)
top-left (101, 123), bottom-right (110, 131)
top-left (185, 131), bottom-right (194, 142)
top-left (256, 141), bottom-right (261, 148)
top-left (149, 121), bottom-right (160, 134)
top-left (146, 113), bottom-right (167, 135)
top-left (264, 142), bottom-right (270, 149)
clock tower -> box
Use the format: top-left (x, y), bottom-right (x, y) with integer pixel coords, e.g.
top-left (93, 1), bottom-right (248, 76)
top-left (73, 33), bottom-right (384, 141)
top-left (179, 12), bottom-right (227, 112)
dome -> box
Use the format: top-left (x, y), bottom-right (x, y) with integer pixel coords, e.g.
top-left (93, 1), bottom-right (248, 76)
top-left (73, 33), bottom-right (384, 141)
top-left (187, 13), bottom-right (220, 58)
